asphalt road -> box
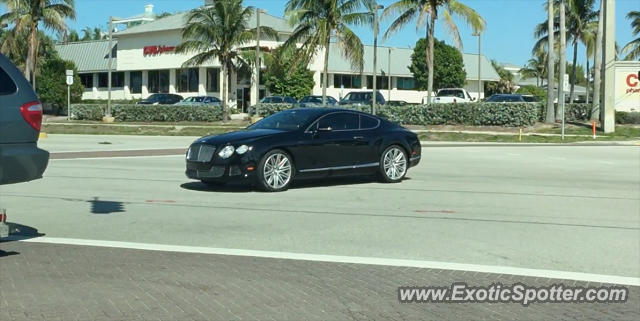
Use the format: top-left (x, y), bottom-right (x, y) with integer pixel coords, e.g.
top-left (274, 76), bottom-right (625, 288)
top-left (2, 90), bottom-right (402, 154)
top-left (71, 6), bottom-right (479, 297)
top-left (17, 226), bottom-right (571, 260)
top-left (0, 135), bottom-right (638, 320)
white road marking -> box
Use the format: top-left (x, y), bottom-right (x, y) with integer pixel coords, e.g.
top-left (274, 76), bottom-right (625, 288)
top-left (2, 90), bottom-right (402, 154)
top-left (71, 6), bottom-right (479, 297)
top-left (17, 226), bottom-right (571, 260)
top-left (18, 236), bottom-right (640, 286)
top-left (50, 155), bottom-right (185, 161)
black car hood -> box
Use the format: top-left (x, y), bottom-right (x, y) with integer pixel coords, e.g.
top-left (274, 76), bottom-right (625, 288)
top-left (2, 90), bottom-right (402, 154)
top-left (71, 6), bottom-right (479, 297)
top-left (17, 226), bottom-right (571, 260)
top-left (195, 129), bottom-right (287, 145)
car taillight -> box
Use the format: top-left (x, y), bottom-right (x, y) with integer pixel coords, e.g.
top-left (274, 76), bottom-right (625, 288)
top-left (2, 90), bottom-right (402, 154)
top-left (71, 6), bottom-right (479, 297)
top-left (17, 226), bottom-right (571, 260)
top-left (20, 101), bottom-right (43, 132)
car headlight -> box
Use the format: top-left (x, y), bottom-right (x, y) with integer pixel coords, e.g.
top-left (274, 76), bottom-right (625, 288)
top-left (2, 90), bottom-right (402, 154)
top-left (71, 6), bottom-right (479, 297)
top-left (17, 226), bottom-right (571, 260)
top-left (236, 145), bottom-right (251, 155)
top-left (218, 145), bottom-right (235, 159)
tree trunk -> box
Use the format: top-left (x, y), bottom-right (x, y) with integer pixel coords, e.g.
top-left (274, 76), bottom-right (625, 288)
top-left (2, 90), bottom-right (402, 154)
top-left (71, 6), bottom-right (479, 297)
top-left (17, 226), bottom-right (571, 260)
top-left (221, 62), bottom-right (228, 121)
top-left (585, 57), bottom-right (589, 104)
top-left (556, 0), bottom-right (566, 121)
top-left (591, 1), bottom-right (603, 120)
top-left (322, 37), bottom-right (330, 107)
top-left (426, 13), bottom-right (436, 103)
top-left (26, 22), bottom-right (38, 88)
top-left (568, 40), bottom-right (578, 103)
top-left (545, 0), bottom-right (555, 123)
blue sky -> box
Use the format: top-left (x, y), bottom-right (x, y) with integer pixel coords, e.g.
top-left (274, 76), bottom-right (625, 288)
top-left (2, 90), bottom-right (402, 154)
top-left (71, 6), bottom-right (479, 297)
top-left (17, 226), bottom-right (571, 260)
top-left (37, 0), bottom-right (640, 67)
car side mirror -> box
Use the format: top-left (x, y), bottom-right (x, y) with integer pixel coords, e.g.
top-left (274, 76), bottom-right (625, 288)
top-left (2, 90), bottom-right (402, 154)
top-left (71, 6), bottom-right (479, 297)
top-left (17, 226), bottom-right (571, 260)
top-left (472, 97), bottom-right (477, 101)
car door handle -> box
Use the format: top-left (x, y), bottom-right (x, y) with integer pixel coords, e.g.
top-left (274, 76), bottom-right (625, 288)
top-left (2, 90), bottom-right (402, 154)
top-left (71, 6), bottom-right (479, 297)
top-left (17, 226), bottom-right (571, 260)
top-left (353, 136), bottom-right (365, 140)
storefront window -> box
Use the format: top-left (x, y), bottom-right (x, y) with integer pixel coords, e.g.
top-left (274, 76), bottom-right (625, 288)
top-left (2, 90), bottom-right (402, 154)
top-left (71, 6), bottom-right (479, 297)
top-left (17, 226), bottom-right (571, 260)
top-left (79, 73), bottom-right (93, 89)
top-left (333, 74), bottom-right (361, 89)
top-left (176, 68), bottom-right (199, 93)
top-left (206, 68), bottom-right (219, 92)
top-left (111, 72), bottom-right (125, 88)
top-left (397, 77), bottom-right (416, 90)
top-left (97, 73), bottom-right (108, 88)
top-left (148, 70), bottom-right (169, 93)
top-left (366, 75), bottom-right (389, 90)
top-left (129, 71), bottom-right (142, 94)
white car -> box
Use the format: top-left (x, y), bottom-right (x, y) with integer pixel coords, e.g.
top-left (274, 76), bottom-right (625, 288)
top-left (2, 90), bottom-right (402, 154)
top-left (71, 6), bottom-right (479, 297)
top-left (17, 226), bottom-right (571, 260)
top-left (426, 88), bottom-right (476, 104)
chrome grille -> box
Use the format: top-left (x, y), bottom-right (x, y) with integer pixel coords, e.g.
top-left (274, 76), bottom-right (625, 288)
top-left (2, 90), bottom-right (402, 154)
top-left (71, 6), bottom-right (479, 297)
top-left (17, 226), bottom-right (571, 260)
top-left (187, 144), bottom-right (216, 162)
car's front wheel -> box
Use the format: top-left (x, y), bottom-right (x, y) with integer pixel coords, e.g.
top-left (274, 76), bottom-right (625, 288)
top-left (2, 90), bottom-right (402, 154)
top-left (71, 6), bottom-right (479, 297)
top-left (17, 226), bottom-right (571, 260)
top-left (257, 149), bottom-right (294, 192)
top-left (379, 145), bottom-right (408, 183)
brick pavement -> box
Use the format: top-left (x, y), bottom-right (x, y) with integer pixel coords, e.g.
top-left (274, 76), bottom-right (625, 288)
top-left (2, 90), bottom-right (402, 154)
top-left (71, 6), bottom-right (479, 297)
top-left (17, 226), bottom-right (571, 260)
top-left (1, 241), bottom-right (638, 321)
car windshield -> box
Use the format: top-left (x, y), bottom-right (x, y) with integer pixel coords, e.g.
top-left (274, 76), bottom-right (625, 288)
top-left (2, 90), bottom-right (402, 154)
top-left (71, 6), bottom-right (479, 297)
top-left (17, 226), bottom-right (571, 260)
top-left (247, 109), bottom-right (318, 131)
top-left (147, 94), bottom-right (163, 102)
top-left (522, 96), bottom-right (539, 102)
top-left (344, 92), bottom-right (370, 101)
top-left (487, 95), bottom-right (522, 102)
top-left (261, 97), bottom-right (284, 103)
top-left (437, 90), bottom-right (465, 98)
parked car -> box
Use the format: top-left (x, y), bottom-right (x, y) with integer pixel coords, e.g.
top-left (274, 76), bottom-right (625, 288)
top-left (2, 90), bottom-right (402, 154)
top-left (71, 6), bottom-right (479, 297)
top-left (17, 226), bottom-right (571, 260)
top-left (185, 108), bottom-right (421, 192)
top-left (387, 100), bottom-right (410, 107)
top-left (298, 95), bottom-right (338, 107)
top-left (0, 53), bottom-right (49, 186)
top-left (260, 96), bottom-right (298, 104)
top-left (338, 91), bottom-right (386, 106)
top-left (137, 93), bottom-right (184, 105)
top-left (175, 96), bottom-right (221, 107)
top-left (429, 88), bottom-right (475, 104)
top-left (485, 94), bottom-right (540, 103)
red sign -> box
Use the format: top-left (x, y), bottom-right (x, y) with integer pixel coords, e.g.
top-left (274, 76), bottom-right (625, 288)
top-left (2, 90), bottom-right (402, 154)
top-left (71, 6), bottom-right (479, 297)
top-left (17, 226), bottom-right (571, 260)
top-left (143, 45), bottom-right (176, 56)
top-left (626, 73), bottom-right (640, 94)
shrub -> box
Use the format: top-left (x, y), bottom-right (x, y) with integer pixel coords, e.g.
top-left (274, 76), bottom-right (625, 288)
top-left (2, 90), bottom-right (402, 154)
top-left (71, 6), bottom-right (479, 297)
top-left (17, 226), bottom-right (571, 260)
top-left (70, 104), bottom-right (223, 122)
top-left (537, 103), bottom-right (591, 122)
top-left (616, 111), bottom-right (640, 124)
top-left (254, 102), bottom-right (539, 127)
top-left (81, 99), bottom-right (140, 104)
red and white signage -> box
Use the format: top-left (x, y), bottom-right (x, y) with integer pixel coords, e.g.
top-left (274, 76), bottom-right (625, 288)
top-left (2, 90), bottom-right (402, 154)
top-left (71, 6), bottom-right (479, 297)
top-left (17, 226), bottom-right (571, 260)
top-left (143, 45), bottom-right (176, 56)
top-left (625, 72), bottom-right (640, 94)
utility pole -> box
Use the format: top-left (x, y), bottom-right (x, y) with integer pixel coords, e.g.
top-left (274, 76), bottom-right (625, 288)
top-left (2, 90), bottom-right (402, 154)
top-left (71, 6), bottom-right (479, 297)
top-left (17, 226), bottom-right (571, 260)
top-left (255, 8), bottom-right (262, 116)
top-left (388, 47), bottom-right (392, 101)
top-left (106, 17), bottom-right (113, 122)
top-left (601, 0), bottom-right (616, 133)
top-left (473, 32), bottom-right (481, 101)
top-left (371, 4), bottom-right (383, 115)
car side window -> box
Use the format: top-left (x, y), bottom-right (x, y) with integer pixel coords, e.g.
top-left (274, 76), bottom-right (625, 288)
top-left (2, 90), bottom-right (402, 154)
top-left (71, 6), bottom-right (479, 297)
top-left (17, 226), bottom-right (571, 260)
top-left (318, 113), bottom-right (359, 131)
top-left (360, 115), bottom-right (379, 130)
top-left (0, 66), bottom-right (17, 96)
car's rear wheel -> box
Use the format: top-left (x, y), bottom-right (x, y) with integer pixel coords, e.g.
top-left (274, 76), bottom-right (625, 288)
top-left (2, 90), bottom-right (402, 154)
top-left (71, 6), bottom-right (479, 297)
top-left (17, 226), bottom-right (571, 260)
top-left (257, 149), bottom-right (294, 192)
top-left (379, 145), bottom-right (408, 183)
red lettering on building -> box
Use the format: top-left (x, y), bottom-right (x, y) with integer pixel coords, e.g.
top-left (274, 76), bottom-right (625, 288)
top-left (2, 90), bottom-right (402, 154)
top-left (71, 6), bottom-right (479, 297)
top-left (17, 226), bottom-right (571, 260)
top-left (143, 45), bottom-right (176, 56)
top-left (626, 73), bottom-right (639, 88)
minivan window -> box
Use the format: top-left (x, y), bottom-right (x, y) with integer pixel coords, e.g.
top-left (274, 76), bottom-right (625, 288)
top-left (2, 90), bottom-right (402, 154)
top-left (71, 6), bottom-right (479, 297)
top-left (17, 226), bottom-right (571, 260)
top-left (0, 66), bottom-right (17, 95)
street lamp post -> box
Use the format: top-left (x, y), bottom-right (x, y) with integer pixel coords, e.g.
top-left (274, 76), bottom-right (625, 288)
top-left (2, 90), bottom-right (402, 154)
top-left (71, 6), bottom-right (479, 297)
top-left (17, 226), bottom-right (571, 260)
top-left (473, 31), bottom-right (482, 101)
top-left (388, 47), bottom-right (392, 101)
top-left (371, 4), bottom-right (383, 115)
top-left (255, 8), bottom-right (262, 116)
top-left (106, 15), bottom-right (154, 122)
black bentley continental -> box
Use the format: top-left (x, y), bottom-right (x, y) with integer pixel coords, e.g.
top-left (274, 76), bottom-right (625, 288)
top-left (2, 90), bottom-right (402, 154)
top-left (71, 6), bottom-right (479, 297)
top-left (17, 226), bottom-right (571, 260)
top-left (185, 108), bottom-right (421, 192)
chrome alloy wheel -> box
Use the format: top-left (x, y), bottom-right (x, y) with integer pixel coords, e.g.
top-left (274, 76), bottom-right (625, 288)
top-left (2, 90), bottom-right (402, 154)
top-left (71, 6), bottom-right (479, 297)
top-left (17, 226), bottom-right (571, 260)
top-left (263, 153), bottom-right (292, 189)
top-left (383, 147), bottom-right (407, 181)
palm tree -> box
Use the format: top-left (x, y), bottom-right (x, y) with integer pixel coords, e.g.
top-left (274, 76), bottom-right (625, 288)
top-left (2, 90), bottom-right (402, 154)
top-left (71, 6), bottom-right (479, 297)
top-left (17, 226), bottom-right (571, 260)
top-left (92, 27), bottom-right (103, 40)
top-left (284, 0), bottom-right (371, 106)
top-left (591, 0), bottom-right (603, 120)
top-left (520, 50), bottom-right (547, 87)
top-left (534, 0), bottom-right (597, 103)
top-left (383, 0), bottom-right (485, 103)
top-left (0, 0), bottom-right (75, 89)
top-left (621, 11), bottom-right (640, 60)
top-left (176, 0), bottom-right (275, 120)
top-left (556, 0), bottom-right (566, 121)
top-left (81, 26), bottom-right (92, 41)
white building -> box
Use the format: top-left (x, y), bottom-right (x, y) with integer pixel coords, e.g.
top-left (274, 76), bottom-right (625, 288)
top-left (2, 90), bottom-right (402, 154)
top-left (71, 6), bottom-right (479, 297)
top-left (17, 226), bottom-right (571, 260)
top-left (56, 2), bottom-right (500, 111)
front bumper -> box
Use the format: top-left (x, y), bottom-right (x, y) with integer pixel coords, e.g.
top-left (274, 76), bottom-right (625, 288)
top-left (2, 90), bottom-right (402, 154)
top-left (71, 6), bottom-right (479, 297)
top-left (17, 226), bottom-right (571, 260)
top-left (185, 144), bottom-right (258, 182)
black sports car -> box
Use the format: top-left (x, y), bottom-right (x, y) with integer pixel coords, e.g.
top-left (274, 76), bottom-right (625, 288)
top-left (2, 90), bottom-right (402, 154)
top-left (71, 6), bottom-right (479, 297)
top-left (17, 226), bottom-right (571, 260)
top-left (185, 108), bottom-right (421, 192)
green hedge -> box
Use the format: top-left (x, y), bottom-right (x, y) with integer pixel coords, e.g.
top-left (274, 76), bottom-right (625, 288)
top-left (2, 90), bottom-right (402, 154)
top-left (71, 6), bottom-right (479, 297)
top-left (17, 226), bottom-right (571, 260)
top-left (616, 111), bottom-right (640, 124)
top-left (536, 103), bottom-right (591, 122)
top-left (70, 104), bottom-right (223, 122)
top-left (255, 102), bottom-right (539, 127)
